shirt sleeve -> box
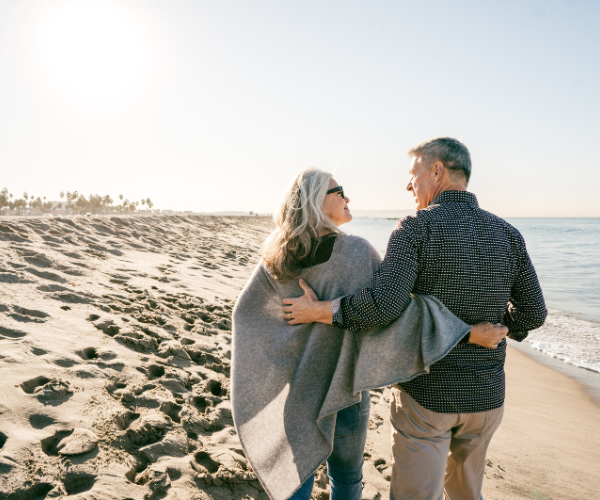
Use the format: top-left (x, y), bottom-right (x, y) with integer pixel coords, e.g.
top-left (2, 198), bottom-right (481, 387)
top-left (504, 237), bottom-right (548, 341)
top-left (333, 217), bottom-right (421, 332)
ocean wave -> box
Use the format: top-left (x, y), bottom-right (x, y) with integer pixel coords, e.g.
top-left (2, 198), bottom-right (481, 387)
top-left (526, 309), bottom-right (600, 373)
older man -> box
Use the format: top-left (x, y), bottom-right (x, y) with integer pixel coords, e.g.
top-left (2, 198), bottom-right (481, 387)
top-left (283, 137), bottom-right (547, 500)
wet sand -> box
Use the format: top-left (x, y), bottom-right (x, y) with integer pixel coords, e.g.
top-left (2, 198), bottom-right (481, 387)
top-left (482, 345), bottom-right (600, 499)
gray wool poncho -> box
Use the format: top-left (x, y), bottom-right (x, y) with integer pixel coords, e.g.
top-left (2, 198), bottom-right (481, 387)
top-left (232, 234), bottom-right (470, 500)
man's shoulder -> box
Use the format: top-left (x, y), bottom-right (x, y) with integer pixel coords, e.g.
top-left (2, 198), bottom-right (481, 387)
top-left (473, 208), bottom-right (526, 244)
top-left (413, 200), bottom-right (524, 236)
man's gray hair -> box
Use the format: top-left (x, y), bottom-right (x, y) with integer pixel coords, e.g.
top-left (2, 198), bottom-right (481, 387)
top-left (408, 137), bottom-right (472, 183)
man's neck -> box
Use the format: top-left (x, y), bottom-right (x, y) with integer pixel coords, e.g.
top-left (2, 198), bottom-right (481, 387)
top-left (431, 183), bottom-right (467, 201)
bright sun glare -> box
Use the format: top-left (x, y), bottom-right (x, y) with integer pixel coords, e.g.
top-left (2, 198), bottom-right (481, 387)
top-left (42, 1), bottom-right (146, 104)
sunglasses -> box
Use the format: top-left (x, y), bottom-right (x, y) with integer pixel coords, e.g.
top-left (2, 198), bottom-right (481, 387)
top-left (326, 186), bottom-right (345, 198)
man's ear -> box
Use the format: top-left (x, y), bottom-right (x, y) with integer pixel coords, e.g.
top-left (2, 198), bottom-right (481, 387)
top-left (433, 161), bottom-right (445, 182)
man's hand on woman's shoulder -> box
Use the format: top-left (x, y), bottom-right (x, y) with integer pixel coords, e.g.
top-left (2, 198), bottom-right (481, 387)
top-left (282, 279), bottom-right (333, 325)
top-left (468, 322), bottom-right (509, 349)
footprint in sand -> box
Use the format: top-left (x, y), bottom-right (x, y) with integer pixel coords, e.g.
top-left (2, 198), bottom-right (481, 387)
top-left (51, 291), bottom-right (95, 304)
top-left (52, 356), bottom-right (80, 368)
top-left (126, 413), bottom-right (171, 446)
top-left (25, 267), bottom-right (67, 283)
top-left (41, 428), bottom-right (98, 456)
top-left (114, 410), bottom-right (141, 430)
top-left (76, 347), bottom-right (99, 360)
top-left (136, 363), bottom-right (165, 380)
top-left (115, 330), bottom-right (158, 353)
top-left (7, 261), bottom-right (26, 269)
top-left (110, 274), bottom-right (131, 285)
top-left (156, 340), bottom-right (192, 362)
top-left (8, 305), bottom-right (50, 323)
top-left (160, 401), bottom-right (182, 423)
top-left (62, 472), bottom-right (96, 496)
top-left (29, 414), bottom-right (56, 429)
top-left (92, 319), bottom-right (121, 337)
top-left (23, 253), bottom-right (54, 268)
top-left (0, 271), bottom-right (31, 284)
top-left (6, 483), bottom-right (54, 499)
top-left (185, 345), bottom-right (229, 375)
top-left (105, 379), bottom-right (129, 398)
top-left (205, 379), bottom-right (226, 398)
top-left (20, 376), bottom-right (73, 404)
top-left (186, 383), bottom-right (231, 433)
top-left (159, 370), bottom-right (192, 395)
top-left (40, 429), bottom-right (73, 455)
top-left (0, 431), bottom-right (6, 451)
top-left (192, 450), bottom-right (220, 473)
top-left (75, 346), bottom-right (122, 371)
top-left (190, 392), bottom-right (222, 414)
top-left (191, 448), bottom-right (260, 487)
top-left (0, 326), bottom-right (27, 339)
top-left (133, 463), bottom-right (171, 491)
top-left (64, 251), bottom-right (84, 259)
top-left (61, 268), bottom-right (85, 277)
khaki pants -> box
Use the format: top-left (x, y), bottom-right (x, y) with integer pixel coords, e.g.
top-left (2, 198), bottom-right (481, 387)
top-left (389, 387), bottom-right (504, 500)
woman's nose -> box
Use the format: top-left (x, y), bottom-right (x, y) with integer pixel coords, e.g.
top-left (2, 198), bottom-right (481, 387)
top-left (344, 196), bottom-right (350, 203)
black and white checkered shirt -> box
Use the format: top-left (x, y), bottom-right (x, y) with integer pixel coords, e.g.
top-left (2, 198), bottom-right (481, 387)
top-left (332, 190), bottom-right (547, 413)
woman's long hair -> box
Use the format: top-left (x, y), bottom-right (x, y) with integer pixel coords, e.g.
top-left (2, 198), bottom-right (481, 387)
top-left (263, 168), bottom-right (340, 281)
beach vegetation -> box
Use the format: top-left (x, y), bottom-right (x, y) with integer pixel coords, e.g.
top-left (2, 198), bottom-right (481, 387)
top-left (0, 187), bottom-right (155, 216)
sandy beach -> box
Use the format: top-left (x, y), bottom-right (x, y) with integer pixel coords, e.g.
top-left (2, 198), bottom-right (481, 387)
top-left (1, 215), bottom-right (598, 500)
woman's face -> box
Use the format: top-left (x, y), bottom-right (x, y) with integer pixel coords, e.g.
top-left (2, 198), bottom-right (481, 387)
top-left (323, 177), bottom-right (352, 227)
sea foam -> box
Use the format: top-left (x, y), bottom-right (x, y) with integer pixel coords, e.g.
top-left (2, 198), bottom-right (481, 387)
top-left (526, 309), bottom-right (600, 373)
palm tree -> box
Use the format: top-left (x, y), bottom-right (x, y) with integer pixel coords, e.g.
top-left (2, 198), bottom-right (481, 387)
top-left (103, 195), bottom-right (113, 211)
top-left (119, 194), bottom-right (123, 201)
top-left (23, 192), bottom-right (28, 201)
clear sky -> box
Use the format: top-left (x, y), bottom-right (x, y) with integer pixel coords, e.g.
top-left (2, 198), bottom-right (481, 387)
top-left (1, 0), bottom-right (598, 216)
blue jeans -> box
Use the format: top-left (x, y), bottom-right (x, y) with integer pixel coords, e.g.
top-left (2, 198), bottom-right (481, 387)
top-left (289, 390), bottom-right (371, 500)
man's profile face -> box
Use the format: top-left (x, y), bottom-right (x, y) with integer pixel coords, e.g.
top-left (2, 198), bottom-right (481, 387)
top-left (407, 155), bottom-right (436, 210)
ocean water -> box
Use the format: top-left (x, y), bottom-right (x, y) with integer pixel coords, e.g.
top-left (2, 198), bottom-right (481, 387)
top-left (343, 216), bottom-right (600, 373)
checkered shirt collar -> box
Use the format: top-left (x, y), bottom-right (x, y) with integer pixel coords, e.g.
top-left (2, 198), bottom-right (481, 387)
top-left (430, 190), bottom-right (479, 207)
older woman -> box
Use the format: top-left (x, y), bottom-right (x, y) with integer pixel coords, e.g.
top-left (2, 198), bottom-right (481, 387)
top-left (261, 170), bottom-right (369, 500)
top-left (232, 168), bottom-right (494, 500)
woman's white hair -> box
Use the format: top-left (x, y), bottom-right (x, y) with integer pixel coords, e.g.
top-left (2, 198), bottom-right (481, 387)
top-left (263, 168), bottom-right (339, 281)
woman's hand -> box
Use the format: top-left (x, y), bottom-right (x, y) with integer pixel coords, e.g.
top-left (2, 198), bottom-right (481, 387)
top-left (282, 279), bottom-right (333, 325)
top-left (468, 322), bottom-right (509, 348)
